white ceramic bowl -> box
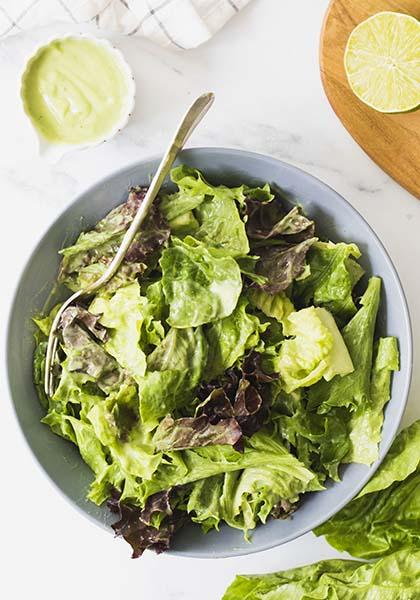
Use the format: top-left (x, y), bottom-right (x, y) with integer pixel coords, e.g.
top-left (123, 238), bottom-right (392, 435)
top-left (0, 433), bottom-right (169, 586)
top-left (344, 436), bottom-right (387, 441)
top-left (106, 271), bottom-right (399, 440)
top-left (20, 33), bottom-right (136, 162)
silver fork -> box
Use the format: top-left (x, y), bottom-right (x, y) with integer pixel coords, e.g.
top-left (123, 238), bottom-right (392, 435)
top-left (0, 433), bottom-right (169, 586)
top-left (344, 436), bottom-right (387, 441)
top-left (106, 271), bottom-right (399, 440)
top-left (44, 92), bottom-right (215, 397)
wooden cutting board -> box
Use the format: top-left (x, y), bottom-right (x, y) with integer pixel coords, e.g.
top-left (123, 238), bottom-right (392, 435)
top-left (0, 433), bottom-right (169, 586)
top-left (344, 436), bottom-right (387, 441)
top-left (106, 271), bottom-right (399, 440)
top-left (320, 0), bottom-right (420, 199)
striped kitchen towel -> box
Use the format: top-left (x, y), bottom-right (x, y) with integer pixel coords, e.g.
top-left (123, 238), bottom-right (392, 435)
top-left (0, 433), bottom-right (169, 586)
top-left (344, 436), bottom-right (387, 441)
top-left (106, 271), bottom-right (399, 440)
top-left (0, 0), bottom-right (252, 48)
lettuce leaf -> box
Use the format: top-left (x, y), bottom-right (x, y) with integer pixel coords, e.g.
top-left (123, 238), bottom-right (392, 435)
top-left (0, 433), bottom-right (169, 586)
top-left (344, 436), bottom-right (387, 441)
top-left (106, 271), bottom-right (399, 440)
top-left (246, 199), bottom-right (314, 241)
top-left (160, 237), bottom-right (242, 328)
top-left (153, 414), bottom-right (242, 451)
top-left (86, 396), bottom-right (162, 483)
top-left (273, 391), bottom-right (351, 481)
top-left (197, 351), bottom-right (277, 446)
top-left (161, 167), bottom-right (250, 255)
top-left (58, 316), bottom-right (127, 395)
top-left (254, 238), bottom-right (317, 294)
top-left (138, 326), bottom-right (208, 428)
top-left (188, 466), bottom-right (303, 536)
top-left (89, 282), bottom-right (152, 380)
top-left (160, 166), bottom-right (274, 221)
top-left (345, 336), bottom-right (399, 464)
top-left (294, 241), bottom-right (363, 324)
top-left (308, 277), bottom-right (381, 412)
top-left (194, 194), bottom-right (249, 257)
top-left (108, 490), bottom-right (186, 558)
top-left (168, 210), bottom-right (199, 236)
top-left (139, 430), bottom-right (321, 506)
top-left (160, 166), bottom-right (247, 220)
top-left (59, 188), bottom-right (169, 292)
top-left (273, 307), bottom-right (353, 393)
top-left (204, 298), bottom-right (266, 381)
top-left (185, 433), bottom-right (322, 536)
top-left (222, 549), bottom-right (420, 599)
top-left (314, 420), bottom-right (420, 558)
top-left (248, 288), bottom-right (294, 323)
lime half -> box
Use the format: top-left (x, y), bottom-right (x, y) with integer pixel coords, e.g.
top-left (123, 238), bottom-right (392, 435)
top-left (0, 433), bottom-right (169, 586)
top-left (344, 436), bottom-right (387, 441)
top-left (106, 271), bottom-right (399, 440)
top-left (344, 11), bottom-right (420, 113)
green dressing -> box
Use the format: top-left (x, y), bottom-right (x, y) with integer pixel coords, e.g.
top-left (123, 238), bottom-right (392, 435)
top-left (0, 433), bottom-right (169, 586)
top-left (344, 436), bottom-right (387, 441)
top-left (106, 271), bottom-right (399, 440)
top-left (21, 38), bottom-right (130, 145)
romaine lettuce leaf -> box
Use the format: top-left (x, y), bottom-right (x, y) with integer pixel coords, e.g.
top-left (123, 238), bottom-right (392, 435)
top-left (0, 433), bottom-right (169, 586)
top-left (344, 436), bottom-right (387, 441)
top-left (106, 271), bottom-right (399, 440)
top-left (222, 549), bottom-right (420, 600)
top-left (160, 237), bottom-right (242, 328)
top-left (315, 420), bottom-right (420, 558)
top-left (294, 241), bottom-right (363, 323)
top-left (345, 336), bottom-right (399, 464)
top-left (308, 277), bottom-right (381, 412)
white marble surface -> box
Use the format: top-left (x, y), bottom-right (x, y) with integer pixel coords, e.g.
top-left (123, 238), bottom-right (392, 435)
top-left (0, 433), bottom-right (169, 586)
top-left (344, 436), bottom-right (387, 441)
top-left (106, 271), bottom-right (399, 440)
top-left (0, 1), bottom-right (419, 598)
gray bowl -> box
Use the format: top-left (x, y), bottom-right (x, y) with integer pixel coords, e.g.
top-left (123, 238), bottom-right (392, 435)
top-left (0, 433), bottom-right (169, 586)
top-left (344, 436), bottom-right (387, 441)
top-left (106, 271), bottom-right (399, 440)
top-left (6, 148), bottom-right (412, 558)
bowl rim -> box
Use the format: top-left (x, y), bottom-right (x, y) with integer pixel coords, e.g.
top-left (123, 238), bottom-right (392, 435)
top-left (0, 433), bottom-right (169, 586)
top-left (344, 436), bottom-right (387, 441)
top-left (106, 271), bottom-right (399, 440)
top-left (5, 147), bottom-right (413, 558)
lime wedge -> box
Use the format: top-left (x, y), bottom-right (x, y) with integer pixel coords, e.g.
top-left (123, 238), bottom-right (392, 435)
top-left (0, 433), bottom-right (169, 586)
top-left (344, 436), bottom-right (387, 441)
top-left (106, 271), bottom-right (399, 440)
top-left (344, 11), bottom-right (420, 113)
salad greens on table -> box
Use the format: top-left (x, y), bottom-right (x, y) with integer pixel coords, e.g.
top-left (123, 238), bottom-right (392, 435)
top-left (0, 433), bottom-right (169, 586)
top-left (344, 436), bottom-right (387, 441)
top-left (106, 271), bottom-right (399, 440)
top-left (33, 165), bottom-right (399, 557)
top-left (222, 420), bottom-right (420, 599)
top-left (222, 549), bottom-right (420, 599)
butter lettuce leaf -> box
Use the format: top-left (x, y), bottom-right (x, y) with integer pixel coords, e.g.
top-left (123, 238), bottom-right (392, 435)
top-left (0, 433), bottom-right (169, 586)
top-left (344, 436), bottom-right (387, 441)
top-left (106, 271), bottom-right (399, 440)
top-left (139, 327), bottom-right (208, 428)
top-left (273, 391), bottom-right (351, 481)
top-left (194, 193), bottom-right (249, 257)
top-left (188, 461), bottom-right (309, 536)
top-left (315, 420), bottom-right (420, 558)
top-left (160, 237), bottom-right (242, 328)
top-left (204, 298), bottom-right (266, 381)
top-left (89, 282), bottom-right (151, 380)
top-left (222, 549), bottom-right (420, 600)
top-left (273, 307), bottom-right (353, 393)
top-left (160, 166), bottom-right (247, 221)
top-left (140, 430), bottom-right (321, 506)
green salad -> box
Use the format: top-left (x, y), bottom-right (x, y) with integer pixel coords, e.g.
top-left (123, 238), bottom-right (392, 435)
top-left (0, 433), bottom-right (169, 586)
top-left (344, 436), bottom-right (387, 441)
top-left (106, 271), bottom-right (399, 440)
top-left (33, 166), bottom-right (399, 557)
